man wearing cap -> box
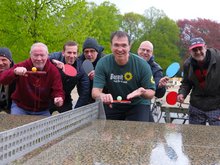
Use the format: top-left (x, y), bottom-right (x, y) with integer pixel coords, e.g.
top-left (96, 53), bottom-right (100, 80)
top-left (0, 48), bottom-right (15, 113)
top-left (177, 37), bottom-right (220, 125)
top-left (79, 37), bottom-right (105, 103)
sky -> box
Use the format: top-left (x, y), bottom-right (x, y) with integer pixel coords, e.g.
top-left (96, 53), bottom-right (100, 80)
top-left (88, 0), bottom-right (220, 23)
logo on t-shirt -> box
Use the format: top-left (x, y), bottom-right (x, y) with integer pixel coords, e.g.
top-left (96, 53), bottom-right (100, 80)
top-left (151, 76), bottom-right (155, 84)
top-left (110, 72), bottom-right (133, 83)
top-left (124, 72), bottom-right (133, 81)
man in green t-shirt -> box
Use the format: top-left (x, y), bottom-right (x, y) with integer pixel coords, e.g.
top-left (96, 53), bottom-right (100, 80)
top-left (92, 31), bottom-right (155, 122)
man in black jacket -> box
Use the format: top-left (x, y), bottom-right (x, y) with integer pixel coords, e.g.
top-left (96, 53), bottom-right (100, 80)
top-left (0, 47), bottom-right (15, 114)
top-left (49, 41), bottom-right (90, 113)
top-left (79, 38), bottom-right (105, 103)
top-left (177, 37), bottom-right (220, 125)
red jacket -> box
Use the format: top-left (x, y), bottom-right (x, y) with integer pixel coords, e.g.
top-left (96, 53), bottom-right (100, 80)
top-left (0, 58), bottom-right (65, 111)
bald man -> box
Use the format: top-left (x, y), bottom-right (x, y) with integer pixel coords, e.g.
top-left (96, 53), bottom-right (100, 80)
top-left (138, 41), bottom-right (168, 98)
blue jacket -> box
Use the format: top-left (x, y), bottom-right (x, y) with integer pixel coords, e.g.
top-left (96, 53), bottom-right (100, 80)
top-left (148, 56), bottom-right (166, 98)
top-left (49, 52), bottom-right (90, 110)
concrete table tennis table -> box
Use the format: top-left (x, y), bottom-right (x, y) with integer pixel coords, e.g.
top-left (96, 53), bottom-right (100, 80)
top-left (1, 101), bottom-right (219, 165)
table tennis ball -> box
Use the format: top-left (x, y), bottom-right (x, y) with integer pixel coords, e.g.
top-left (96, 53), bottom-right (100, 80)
top-left (32, 67), bottom-right (37, 72)
top-left (117, 96), bottom-right (122, 101)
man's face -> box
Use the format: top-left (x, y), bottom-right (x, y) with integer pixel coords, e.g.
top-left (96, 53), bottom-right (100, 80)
top-left (111, 36), bottom-right (130, 65)
top-left (84, 48), bottom-right (98, 62)
top-left (138, 43), bottom-right (153, 61)
top-left (62, 45), bottom-right (78, 65)
top-left (0, 56), bottom-right (11, 72)
top-left (190, 46), bottom-right (207, 62)
top-left (30, 46), bottom-right (48, 70)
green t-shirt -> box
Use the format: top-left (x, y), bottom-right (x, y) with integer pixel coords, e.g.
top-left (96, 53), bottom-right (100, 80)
top-left (93, 53), bottom-right (155, 106)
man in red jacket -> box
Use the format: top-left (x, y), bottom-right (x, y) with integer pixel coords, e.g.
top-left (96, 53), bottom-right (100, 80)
top-left (0, 42), bottom-right (64, 116)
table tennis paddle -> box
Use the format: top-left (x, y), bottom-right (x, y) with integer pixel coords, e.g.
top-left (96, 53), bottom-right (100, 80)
top-left (166, 91), bottom-right (178, 105)
top-left (82, 59), bottom-right (94, 75)
top-left (112, 100), bottom-right (131, 104)
top-left (63, 64), bottom-right (77, 77)
top-left (26, 71), bottom-right (47, 75)
top-left (166, 62), bottom-right (180, 78)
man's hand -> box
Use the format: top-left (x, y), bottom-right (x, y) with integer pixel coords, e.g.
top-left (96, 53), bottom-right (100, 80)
top-left (177, 94), bottom-right (185, 103)
top-left (127, 87), bottom-right (146, 100)
top-left (158, 76), bottom-right (169, 88)
top-left (127, 87), bottom-right (155, 100)
top-left (99, 93), bottom-right (113, 104)
top-left (88, 70), bottom-right (95, 80)
top-left (52, 59), bottom-right (64, 70)
top-left (54, 97), bottom-right (63, 107)
top-left (14, 67), bottom-right (28, 76)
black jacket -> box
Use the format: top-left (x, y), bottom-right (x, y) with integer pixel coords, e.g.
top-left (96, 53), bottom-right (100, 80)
top-left (0, 61), bottom-right (15, 113)
top-left (49, 52), bottom-right (90, 111)
top-left (78, 46), bottom-right (105, 103)
top-left (148, 56), bottom-right (166, 98)
top-left (179, 48), bottom-right (220, 111)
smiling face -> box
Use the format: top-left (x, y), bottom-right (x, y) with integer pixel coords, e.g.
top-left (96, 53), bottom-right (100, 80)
top-left (138, 41), bottom-right (153, 61)
top-left (111, 35), bottom-right (130, 66)
top-left (190, 45), bottom-right (207, 62)
top-left (0, 56), bottom-right (11, 72)
top-left (62, 45), bottom-right (78, 65)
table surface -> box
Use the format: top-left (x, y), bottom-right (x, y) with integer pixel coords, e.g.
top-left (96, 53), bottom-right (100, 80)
top-left (3, 114), bottom-right (218, 165)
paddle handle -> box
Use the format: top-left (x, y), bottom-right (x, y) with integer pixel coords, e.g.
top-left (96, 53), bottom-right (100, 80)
top-left (112, 100), bottom-right (131, 104)
top-left (26, 71), bottom-right (47, 75)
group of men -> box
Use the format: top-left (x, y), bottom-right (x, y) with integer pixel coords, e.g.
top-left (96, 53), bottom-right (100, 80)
top-left (1, 30), bottom-right (220, 126)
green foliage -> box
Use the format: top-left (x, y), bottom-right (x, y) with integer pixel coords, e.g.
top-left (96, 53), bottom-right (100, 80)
top-left (0, 0), bottom-right (122, 62)
top-left (84, 1), bottom-right (122, 54)
top-left (121, 12), bottom-right (145, 41)
top-left (125, 8), bottom-right (181, 70)
top-left (1, 0), bottom-right (219, 72)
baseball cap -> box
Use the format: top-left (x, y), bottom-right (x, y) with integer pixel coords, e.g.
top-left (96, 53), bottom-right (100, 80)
top-left (189, 37), bottom-right (205, 50)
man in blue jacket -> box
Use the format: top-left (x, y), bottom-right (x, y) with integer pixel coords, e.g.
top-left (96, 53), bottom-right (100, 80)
top-left (138, 41), bottom-right (169, 122)
top-left (138, 41), bottom-right (168, 98)
top-left (49, 41), bottom-right (90, 113)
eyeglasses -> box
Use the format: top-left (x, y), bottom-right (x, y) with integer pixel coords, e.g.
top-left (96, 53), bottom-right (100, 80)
top-left (139, 48), bottom-right (152, 53)
top-left (84, 49), bottom-right (96, 54)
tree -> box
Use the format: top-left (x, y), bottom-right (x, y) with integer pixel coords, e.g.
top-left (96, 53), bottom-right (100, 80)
top-left (122, 7), bottom-right (181, 70)
top-left (121, 12), bottom-right (145, 41)
top-left (139, 17), bottom-right (181, 69)
top-left (0, 0), bottom-right (78, 61)
top-left (85, 1), bottom-right (122, 54)
top-left (177, 18), bottom-right (220, 53)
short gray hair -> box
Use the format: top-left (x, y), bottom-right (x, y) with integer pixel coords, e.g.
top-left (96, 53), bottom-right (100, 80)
top-left (30, 42), bottom-right (49, 55)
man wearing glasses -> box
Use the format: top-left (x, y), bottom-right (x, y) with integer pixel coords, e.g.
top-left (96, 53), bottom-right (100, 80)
top-left (92, 31), bottom-right (155, 122)
top-left (138, 41), bottom-right (168, 99)
top-left (177, 37), bottom-right (220, 125)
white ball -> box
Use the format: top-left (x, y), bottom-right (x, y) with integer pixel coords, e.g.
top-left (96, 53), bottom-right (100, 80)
top-left (117, 96), bottom-right (122, 101)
